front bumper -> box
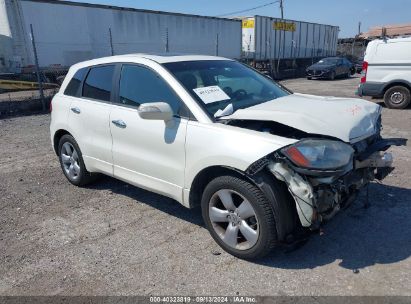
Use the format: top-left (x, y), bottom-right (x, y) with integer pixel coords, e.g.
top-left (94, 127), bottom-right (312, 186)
top-left (356, 82), bottom-right (385, 97)
top-left (306, 69), bottom-right (332, 79)
top-left (267, 137), bottom-right (407, 228)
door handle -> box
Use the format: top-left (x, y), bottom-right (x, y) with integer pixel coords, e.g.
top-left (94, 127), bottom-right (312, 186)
top-left (111, 119), bottom-right (127, 128)
top-left (71, 107), bottom-right (81, 114)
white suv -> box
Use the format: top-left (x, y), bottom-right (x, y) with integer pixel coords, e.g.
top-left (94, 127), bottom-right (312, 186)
top-left (50, 54), bottom-right (406, 259)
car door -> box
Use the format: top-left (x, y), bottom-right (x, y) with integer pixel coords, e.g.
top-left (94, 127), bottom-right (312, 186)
top-left (67, 64), bottom-right (115, 175)
top-left (335, 59), bottom-right (344, 76)
top-left (344, 58), bottom-right (353, 75)
top-left (109, 64), bottom-right (189, 202)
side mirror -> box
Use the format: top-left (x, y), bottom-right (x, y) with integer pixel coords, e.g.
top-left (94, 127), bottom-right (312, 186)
top-left (137, 102), bottom-right (174, 121)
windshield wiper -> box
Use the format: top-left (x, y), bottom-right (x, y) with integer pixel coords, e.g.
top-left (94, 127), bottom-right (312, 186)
top-left (214, 103), bottom-right (234, 119)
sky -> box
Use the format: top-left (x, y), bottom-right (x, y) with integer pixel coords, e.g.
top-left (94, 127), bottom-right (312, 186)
top-left (66, 0), bottom-right (411, 38)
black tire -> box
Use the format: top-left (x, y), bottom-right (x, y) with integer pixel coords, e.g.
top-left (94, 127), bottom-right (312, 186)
top-left (384, 86), bottom-right (411, 109)
top-left (329, 71), bottom-right (335, 80)
top-left (306, 76), bottom-right (312, 80)
top-left (201, 175), bottom-right (278, 259)
top-left (58, 134), bottom-right (96, 186)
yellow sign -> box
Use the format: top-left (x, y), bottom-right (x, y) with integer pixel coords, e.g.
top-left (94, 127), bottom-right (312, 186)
top-left (242, 19), bottom-right (255, 28)
top-left (273, 21), bottom-right (296, 32)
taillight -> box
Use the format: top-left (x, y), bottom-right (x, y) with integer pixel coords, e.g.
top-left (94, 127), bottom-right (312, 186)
top-left (49, 98), bottom-right (53, 112)
top-left (360, 61), bottom-right (368, 83)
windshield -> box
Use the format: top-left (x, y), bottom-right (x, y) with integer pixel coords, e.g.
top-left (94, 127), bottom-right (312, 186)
top-left (316, 58), bottom-right (340, 65)
top-left (163, 60), bottom-right (289, 117)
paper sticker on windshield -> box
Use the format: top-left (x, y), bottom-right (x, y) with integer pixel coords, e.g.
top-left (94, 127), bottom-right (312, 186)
top-left (193, 86), bottom-right (230, 104)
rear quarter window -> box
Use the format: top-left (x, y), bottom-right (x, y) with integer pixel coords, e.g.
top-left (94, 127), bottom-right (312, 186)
top-left (64, 67), bottom-right (88, 97)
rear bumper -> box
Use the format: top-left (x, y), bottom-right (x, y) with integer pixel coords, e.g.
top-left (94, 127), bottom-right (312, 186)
top-left (356, 82), bottom-right (385, 97)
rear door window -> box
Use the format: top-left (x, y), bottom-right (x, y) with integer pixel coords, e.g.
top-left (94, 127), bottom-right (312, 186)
top-left (82, 65), bottom-right (115, 102)
top-left (64, 67), bottom-right (88, 97)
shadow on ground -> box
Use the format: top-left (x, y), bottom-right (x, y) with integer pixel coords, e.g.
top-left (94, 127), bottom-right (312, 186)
top-left (88, 176), bottom-right (204, 227)
top-left (258, 182), bottom-right (411, 270)
top-left (307, 76), bottom-right (358, 82)
top-left (88, 177), bottom-right (411, 271)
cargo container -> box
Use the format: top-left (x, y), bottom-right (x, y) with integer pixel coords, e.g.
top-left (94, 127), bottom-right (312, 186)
top-left (0, 0), bottom-right (242, 73)
top-left (241, 16), bottom-right (339, 78)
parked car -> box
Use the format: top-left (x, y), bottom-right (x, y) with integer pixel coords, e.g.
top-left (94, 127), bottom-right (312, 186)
top-left (353, 57), bottom-right (364, 74)
top-left (357, 37), bottom-right (411, 109)
top-left (50, 54), bottom-right (406, 259)
top-left (306, 57), bottom-right (354, 80)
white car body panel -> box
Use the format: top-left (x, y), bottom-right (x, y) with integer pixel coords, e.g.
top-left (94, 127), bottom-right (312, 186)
top-left (364, 37), bottom-right (411, 84)
top-left (182, 121), bottom-right (297, 204)
top-left (67, 97), bottom-right (114, 175)
top-left (223, 93), bottom-right (381, 143)
top-left (109, 104), bottom-right (188, 202)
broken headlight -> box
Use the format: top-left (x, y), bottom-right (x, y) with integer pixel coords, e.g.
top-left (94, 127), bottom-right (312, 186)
top-left (281, 139), bottom-right (354, 170)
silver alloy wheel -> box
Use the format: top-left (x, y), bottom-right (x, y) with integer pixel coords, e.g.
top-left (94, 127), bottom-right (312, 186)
top-left (209, 189), bottom-right (259, 250)
top-left (60, 142), bottom-right (81, 181)
top-left (390, 91), bottom-right (404, 104)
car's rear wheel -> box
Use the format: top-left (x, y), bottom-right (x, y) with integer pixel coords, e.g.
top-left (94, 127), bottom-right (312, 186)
top-left (58, 134), bottom-right (96, 186)
top-left (384, 86), bottom-right (411, 109)
top-left (201, 175), bottom-right (278, 259)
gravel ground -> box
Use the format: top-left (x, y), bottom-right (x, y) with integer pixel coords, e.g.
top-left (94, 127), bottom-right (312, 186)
top-left (0, 76), bottom-right (410, 296)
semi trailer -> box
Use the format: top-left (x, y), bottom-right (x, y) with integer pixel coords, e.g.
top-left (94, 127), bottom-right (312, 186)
top-left (241, 16), bottom-right (339, 78)
top-left (0, 0), bottom-right (242, 73)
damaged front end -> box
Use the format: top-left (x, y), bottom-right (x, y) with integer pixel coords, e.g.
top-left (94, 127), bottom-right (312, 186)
top-left (249, 134), bottom-right (407, 229)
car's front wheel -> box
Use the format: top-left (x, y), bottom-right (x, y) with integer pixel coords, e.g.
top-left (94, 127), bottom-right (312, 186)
top-left (384, 85), bottom-right (411, 109)
top-left (58, 134), bottom-right (96, 186)
top-left (201, 175), bottom-right (278, 259)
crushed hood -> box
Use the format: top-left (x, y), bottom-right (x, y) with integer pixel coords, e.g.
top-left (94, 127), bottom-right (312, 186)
top-left (223, 93), bottom-right (381, 143)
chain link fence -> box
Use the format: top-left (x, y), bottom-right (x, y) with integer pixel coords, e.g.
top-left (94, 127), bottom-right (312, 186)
top-left (0, 66), bottom-right (63, 117)
top-left (1, 23), bottom-right (226, 117)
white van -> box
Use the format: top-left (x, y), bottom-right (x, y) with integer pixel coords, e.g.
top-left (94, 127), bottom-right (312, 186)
top-left (357, 37), bottom-right (411, 109)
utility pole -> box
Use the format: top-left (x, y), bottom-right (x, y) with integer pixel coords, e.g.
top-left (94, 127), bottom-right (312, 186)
top-left (30, 24), bottom-right (45, 111)
top-left (276, 0), bottom-right (284, 75)
top-left (358, 22), bottom-right (361, 36)
top-left (279, 0), bottom-right (284, 19)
